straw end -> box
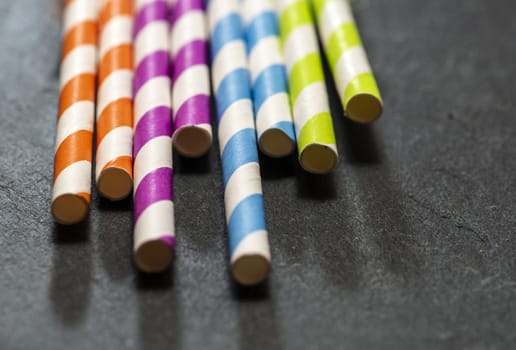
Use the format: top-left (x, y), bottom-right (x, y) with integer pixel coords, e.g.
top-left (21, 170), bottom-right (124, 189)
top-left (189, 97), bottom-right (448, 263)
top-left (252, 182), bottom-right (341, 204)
top-left (97, 167), bottom-right (133, 201)
top-left (259, 128), bottom-right (296, 158)
top-left (51, 193), bottom-right (89, 225)
top-left (134, 237), bottom-right (175, 273)
top-left (173, 125), bottom-right (212, 158)
top-left (299, 143), bottom-right (338, 174)
top-left (346, 93), bottom-right (383, 123)
top-left (232, 254), bottom-right (270, 286)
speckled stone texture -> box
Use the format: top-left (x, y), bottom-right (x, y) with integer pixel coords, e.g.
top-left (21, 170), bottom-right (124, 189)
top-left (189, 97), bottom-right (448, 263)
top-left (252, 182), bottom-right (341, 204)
top-left (1, 0), bottom-right (516, 349)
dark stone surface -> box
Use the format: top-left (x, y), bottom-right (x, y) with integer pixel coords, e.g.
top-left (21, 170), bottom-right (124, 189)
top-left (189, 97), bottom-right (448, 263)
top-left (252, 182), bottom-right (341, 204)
top-left (1, 0), bottom-right (516, 349)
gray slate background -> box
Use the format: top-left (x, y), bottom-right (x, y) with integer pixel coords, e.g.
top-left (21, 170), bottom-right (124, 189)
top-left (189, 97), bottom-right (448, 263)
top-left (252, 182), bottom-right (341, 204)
top-left (1, 0), bottom-right (516, 349)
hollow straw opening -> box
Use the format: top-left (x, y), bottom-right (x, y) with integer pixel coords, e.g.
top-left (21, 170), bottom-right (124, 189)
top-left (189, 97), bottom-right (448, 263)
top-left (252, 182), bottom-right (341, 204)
top-left (259, 128), bottom-right (296, 158)
top-left (51, 193), bottom-right (89, 225)
top-left (231, 254), bottom-right (270, 286)
top-left (97, 167), bottom-right (133, 201)
top-left (173, 125), bottom-right (212, 158)
top-left (346, 93), bottom-right (383, 124)
top-left (134, 239), bottom-right (174, 273)
top-left (299, 143), bottom-right (338, 174)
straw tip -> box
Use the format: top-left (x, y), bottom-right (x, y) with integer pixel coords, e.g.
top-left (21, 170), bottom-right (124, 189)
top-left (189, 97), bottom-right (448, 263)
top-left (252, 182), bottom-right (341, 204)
top-left (299, 144), bottom-right (338, 174)
top-left (346, 94), bottom-right (383, 123)
top-left (173, 125), bottom-right (212, 158)
top-left (97, 168), bottom-right (133, 201)
top-left (134, 237), bottom-right (175, 273)
top-left (259, 128), bottom-right (295, 158)
top-left (232, 254), bottom-right (270, 286)
top-left (51, 193), bottom-right (89, 225)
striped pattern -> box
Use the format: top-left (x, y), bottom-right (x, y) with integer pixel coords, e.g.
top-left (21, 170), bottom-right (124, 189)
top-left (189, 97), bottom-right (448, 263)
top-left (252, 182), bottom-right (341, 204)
top-left (52, 0), bottom-right (97, 225)
top-left (96, 0), bottom-right (134, 201)
top-left (170, 0), bottom-right (213, 157)
top-left (133, 0), bottom-right (175, 273)
top-left (208, 0), bottom-right (270, 285)
top-left (241, 0), bottom-right (295, 158)
top-left (277, 0), bottom-right (338, 174)
top-left (313, 0), bottom-right (382, 123)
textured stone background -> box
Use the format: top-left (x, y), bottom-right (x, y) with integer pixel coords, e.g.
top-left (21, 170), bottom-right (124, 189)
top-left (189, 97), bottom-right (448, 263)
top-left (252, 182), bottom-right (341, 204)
top-left (1, 0), bottom-right (516, 349)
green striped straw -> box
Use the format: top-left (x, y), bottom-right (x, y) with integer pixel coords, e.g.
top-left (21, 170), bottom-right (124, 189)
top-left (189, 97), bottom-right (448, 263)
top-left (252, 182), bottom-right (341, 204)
top-left (312, 0), bottom-right (383, 123)
top-left (277, 0), bottom-right (338, 174)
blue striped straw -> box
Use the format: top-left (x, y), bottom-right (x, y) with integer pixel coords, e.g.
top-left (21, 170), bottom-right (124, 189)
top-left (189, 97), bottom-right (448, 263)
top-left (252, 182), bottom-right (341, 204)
top-left (207, 0), bottom-right (271, 285)
top-left (241, 0), bottom-right (296, 157)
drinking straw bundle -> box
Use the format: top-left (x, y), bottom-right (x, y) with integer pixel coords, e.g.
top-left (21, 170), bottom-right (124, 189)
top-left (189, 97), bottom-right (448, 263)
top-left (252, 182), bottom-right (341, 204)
top-left (241, 0), bottom-right (296, 158)
top-left (96, 0), bottom-right (134, 201)
top-left (51, 0), bottom-right (382, 285)
top-left (277, 0), bottom-right (338, 174)
top-left (52, 0), bottom-right (97, 224)
top-left (312, 0), bottom-right (382, 122)
top-left (207, 0), bottom-right (271, 285)
top-left (170, 0), bottom-right (213, 157)
top-left (133, 0), bottom-right (175, 272)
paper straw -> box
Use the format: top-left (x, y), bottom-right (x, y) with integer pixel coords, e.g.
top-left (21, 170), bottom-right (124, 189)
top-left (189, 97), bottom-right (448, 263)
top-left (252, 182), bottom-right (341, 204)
top-left (95, 0), bottom-right (134, 201)
top-left (169, 0), bottom-right (212, 157)
top-left (276, 0), bottom-right (338, 174)
top-left (207, 0), bottom-right (270, 285)
top-left (241, 0), bottom-right (295, 158)
top-left (133, 0), bottom-right (175, 273)
top-left (51, 0), bottom-right (97, 224)
top-left (313, 0), bottom-right (382, 123)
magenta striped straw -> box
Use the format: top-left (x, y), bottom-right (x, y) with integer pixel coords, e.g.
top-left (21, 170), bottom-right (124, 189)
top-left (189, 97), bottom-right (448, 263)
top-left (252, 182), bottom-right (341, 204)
top-left (170, 0), bottom-right (212, 157)
top-left (132, 0), bottom-right (175, 273)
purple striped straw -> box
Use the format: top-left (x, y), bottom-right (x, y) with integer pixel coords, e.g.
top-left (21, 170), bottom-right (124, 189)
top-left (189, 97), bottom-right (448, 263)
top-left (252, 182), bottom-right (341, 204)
top-left (169, 0), bottom-right (212, 157)
top-left (133, 0), bottom-right (175, 273)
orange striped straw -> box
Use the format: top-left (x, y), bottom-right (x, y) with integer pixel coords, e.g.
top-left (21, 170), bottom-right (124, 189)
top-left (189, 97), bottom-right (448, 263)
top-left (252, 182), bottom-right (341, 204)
top-left (95, 0), bottom-right (134, 200)
top-left (51, 0), bottom-right (98, 225)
